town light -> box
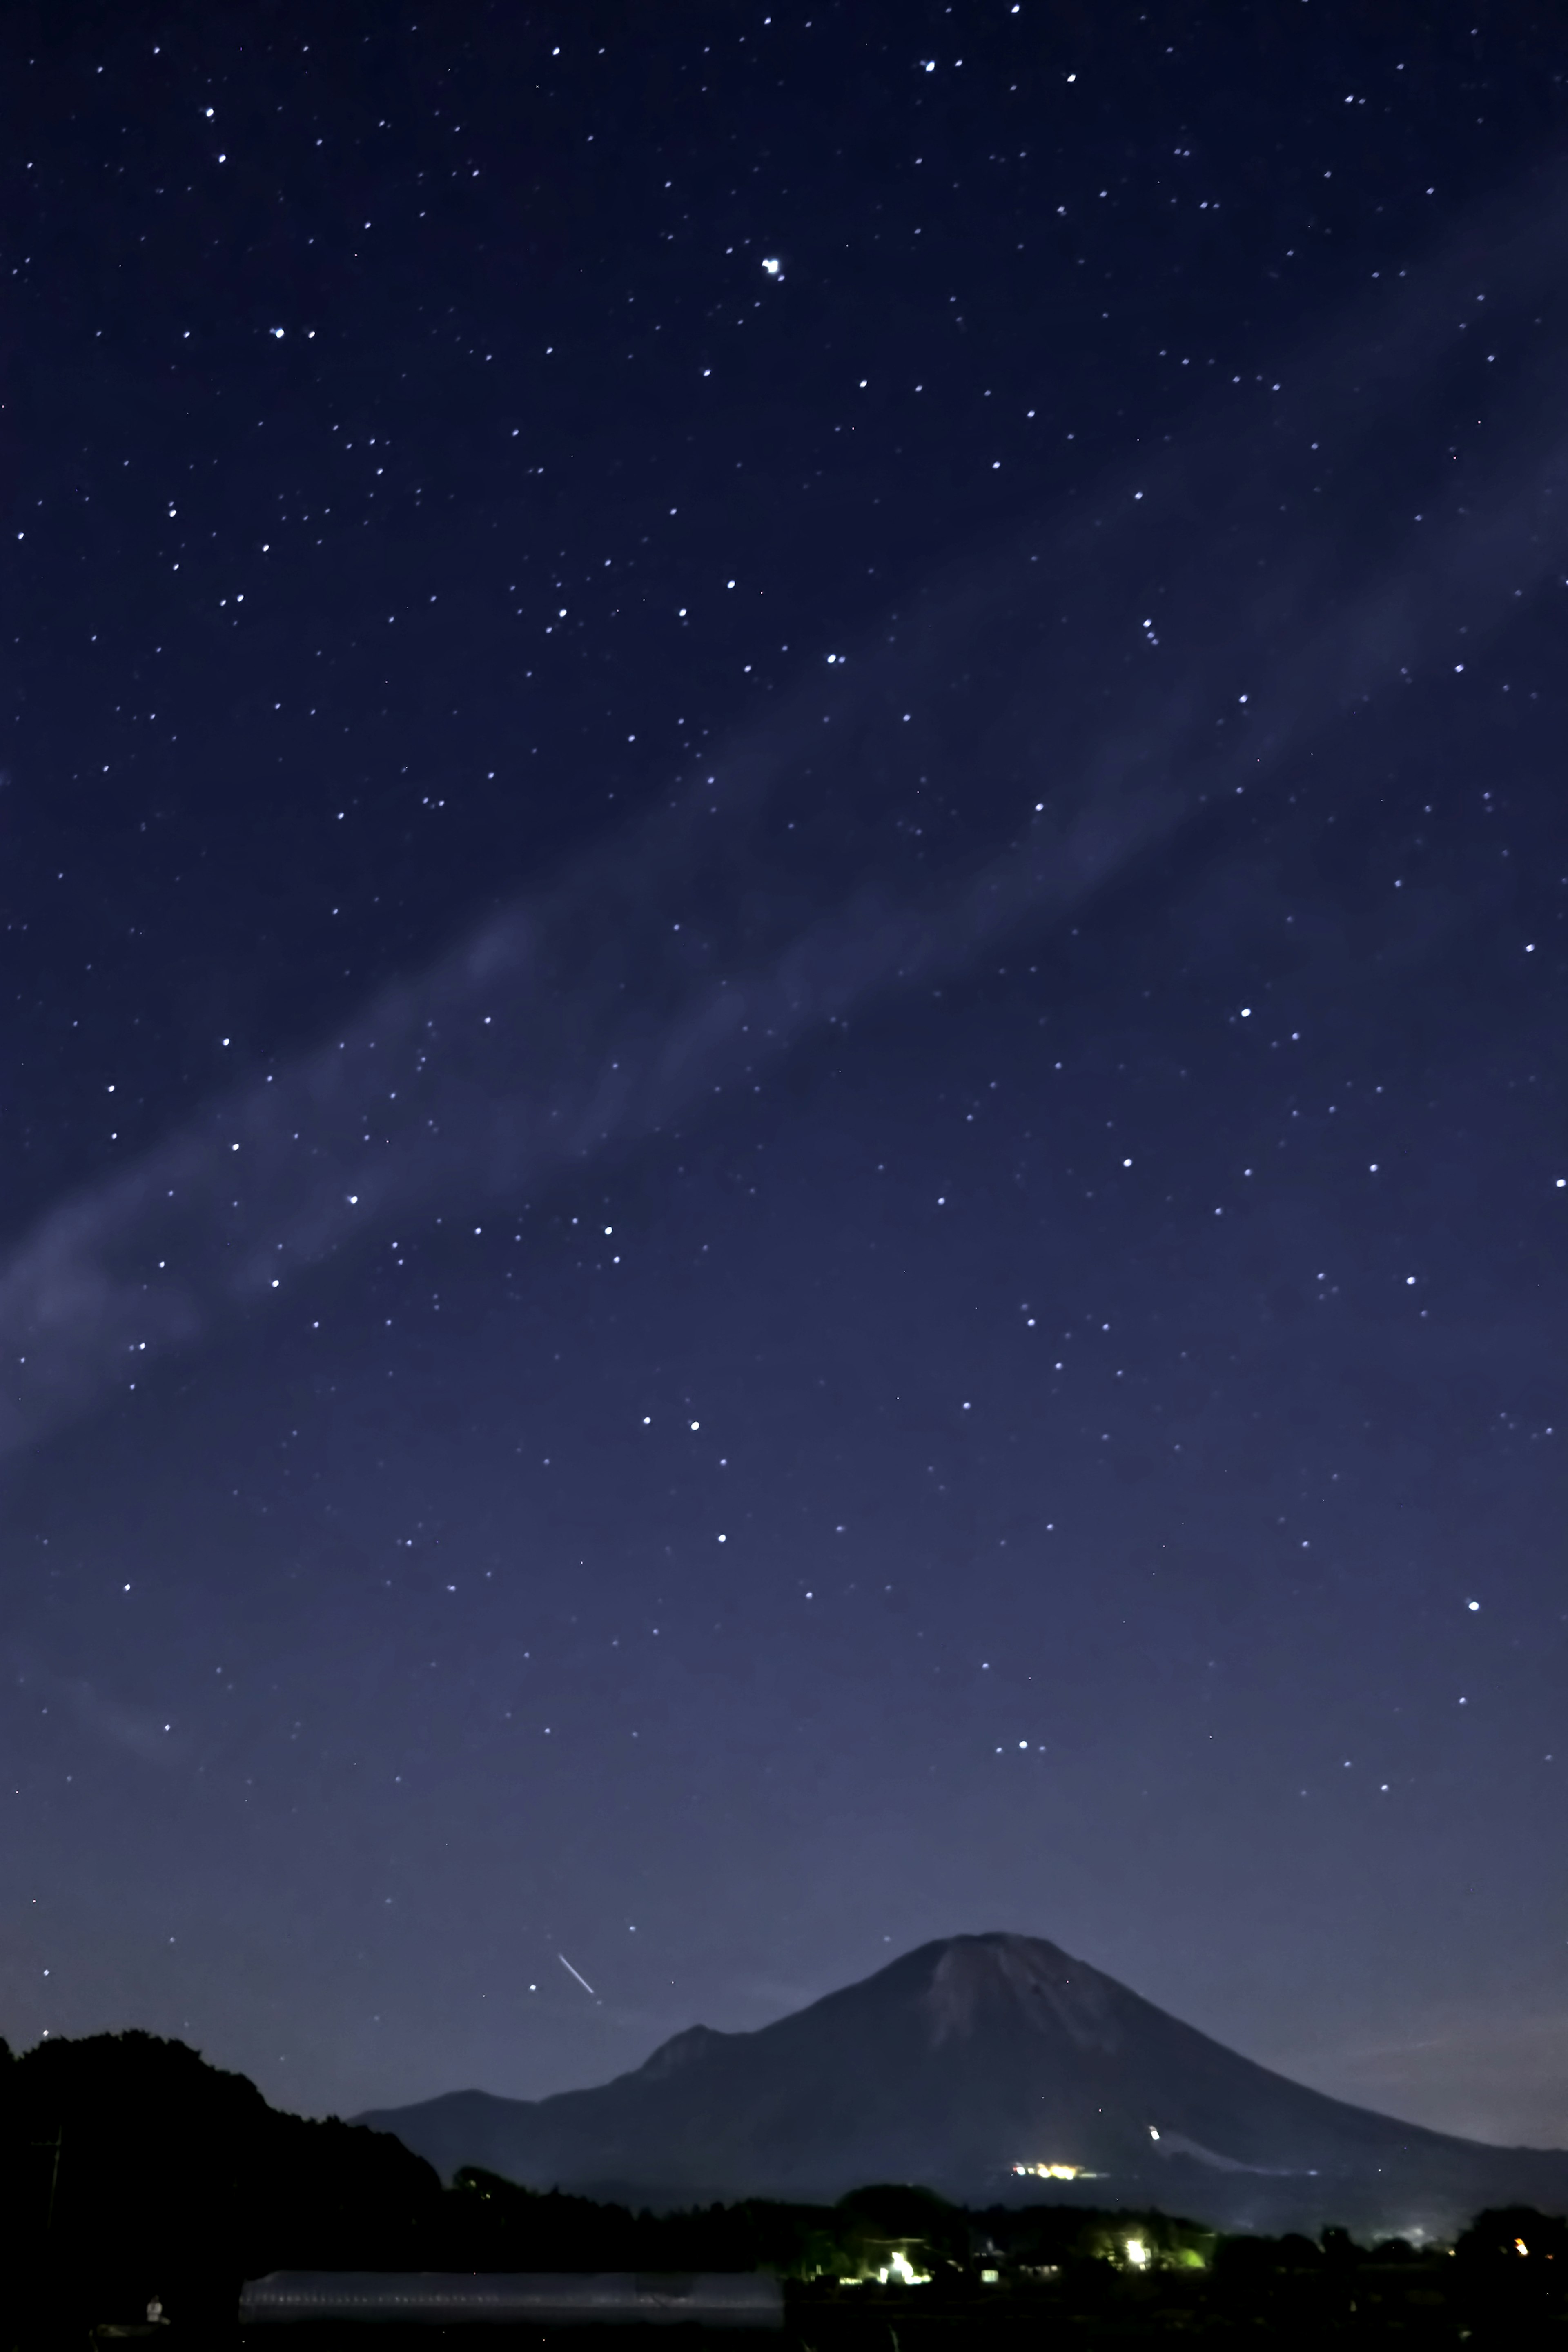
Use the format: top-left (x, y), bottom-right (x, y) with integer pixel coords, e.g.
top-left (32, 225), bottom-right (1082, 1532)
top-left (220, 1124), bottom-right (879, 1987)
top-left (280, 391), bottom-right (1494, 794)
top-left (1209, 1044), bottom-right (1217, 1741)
top-left (876, 2251), bottom-right (929, 2286)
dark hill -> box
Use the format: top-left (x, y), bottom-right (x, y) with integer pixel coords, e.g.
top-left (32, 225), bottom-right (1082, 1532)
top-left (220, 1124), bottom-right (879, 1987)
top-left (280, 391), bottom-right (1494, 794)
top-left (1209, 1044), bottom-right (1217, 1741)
top-left (358, 1931), bottom-right (1568, 2237)
top-left (0, 2027), bottom-right (441, 2332)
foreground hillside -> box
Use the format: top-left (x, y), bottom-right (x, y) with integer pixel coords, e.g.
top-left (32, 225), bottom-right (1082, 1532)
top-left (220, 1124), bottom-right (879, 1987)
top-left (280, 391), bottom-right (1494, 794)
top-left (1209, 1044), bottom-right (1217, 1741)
top-left (4, 2025), bottom-right (1568, 2346)
top-left (1, 2028), bottom-right (438, 2333)
top-left (361, 1932), bottom-right (1568, 2238)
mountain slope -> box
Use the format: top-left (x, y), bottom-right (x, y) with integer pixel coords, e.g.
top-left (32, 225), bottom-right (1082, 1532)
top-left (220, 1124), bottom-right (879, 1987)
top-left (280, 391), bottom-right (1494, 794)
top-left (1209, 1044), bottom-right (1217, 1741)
top-left (358, 1933), bottom-right (1568, 2235)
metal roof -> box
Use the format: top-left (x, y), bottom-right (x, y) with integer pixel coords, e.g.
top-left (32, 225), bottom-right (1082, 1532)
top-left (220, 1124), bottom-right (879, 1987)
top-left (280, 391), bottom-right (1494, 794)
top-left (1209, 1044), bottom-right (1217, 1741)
top-left (238, 2272), bottom-right (785, 2328)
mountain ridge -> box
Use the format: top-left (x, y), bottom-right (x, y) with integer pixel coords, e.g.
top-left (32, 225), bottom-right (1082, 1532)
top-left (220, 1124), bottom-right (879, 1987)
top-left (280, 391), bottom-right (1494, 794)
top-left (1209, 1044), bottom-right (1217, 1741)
top-left (357, 1932), bottom-right (1568, 2236)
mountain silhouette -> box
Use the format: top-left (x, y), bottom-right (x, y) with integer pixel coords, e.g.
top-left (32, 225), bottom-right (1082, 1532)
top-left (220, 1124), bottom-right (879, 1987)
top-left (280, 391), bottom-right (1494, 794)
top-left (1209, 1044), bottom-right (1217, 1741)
top-left (357, 1933), bottom-right (1568, 2236)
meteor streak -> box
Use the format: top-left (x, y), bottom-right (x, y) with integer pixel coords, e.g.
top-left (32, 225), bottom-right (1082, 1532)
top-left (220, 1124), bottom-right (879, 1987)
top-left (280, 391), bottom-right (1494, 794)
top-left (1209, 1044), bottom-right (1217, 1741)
top-left (558, 1953), bottom-right (597, 1999)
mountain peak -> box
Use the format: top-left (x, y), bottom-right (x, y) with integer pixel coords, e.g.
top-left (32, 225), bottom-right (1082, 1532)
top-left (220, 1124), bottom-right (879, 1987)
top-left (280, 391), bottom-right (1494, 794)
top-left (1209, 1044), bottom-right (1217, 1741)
top-left (358, 1931), bottom-right (1568, 2237)
top-left (921, 1933), bottom-right (1124, 2056)
top-left (634, 2023), bottom-right (729, 2082)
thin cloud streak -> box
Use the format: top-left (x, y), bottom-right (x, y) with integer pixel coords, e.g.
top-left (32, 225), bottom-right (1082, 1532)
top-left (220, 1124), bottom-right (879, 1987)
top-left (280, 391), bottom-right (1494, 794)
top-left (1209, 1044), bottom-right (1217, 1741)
top-left (0, 172), bottom-right (1564, 1463)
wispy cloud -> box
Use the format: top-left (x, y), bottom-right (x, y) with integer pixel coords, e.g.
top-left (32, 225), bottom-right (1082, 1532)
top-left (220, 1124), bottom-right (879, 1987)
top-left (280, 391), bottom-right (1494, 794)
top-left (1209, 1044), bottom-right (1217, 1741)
top-left (0, 170), bottom-right (1564, 1464)
top-left (8, 1649), bottom-right (184, 1764)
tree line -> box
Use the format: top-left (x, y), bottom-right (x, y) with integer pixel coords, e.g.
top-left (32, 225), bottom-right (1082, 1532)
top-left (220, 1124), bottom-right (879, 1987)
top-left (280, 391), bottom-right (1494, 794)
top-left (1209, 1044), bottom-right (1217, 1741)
top-left (4, 2030), bottom-right (1564, 2346)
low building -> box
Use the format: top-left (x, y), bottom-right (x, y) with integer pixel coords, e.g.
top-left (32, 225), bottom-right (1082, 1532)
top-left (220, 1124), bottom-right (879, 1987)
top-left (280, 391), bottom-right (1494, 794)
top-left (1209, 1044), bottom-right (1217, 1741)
top-left (238, 2273), bottom-right (784, 2330)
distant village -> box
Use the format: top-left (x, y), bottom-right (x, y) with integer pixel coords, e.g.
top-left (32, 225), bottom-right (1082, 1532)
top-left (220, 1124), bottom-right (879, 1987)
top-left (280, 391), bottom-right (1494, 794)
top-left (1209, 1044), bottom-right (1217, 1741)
top-left (6, 2028), bottom-right (1568, 2348)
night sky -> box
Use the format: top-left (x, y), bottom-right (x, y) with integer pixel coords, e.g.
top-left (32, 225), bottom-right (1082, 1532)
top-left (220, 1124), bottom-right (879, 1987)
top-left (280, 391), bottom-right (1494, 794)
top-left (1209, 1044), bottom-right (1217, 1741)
top-left (3, 2), bottom-right (1566, 2154)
